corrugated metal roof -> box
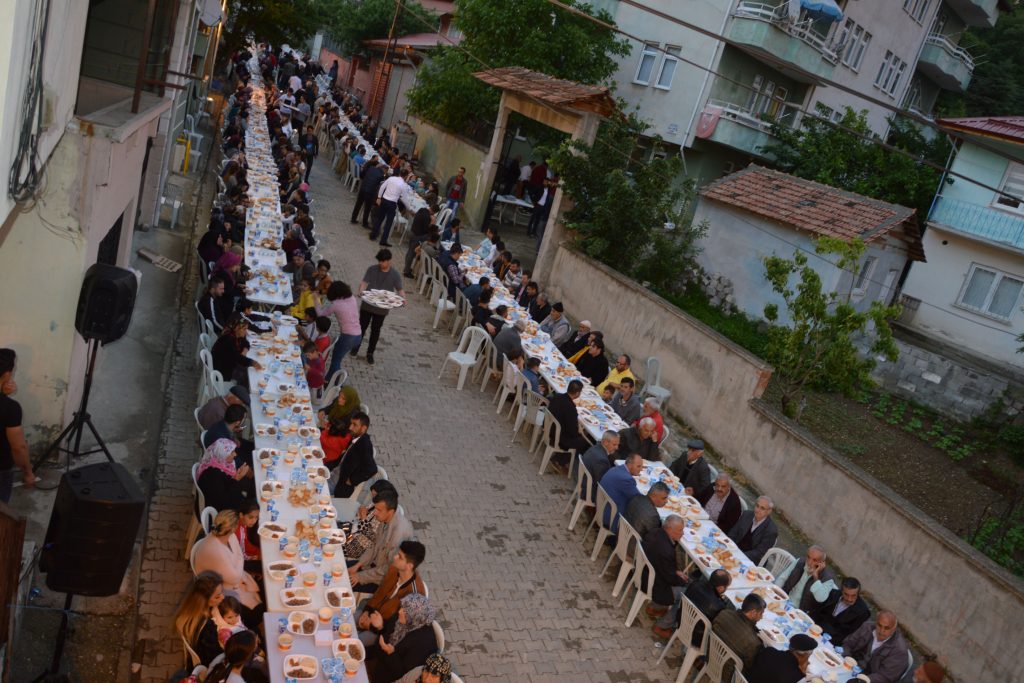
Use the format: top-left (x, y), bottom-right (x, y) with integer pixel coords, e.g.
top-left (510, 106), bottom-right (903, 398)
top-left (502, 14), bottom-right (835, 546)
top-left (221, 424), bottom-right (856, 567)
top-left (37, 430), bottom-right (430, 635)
top-left (938, 116), bottom-right (1024, 145)
top-left (700, 164), bottom-right (925, 261)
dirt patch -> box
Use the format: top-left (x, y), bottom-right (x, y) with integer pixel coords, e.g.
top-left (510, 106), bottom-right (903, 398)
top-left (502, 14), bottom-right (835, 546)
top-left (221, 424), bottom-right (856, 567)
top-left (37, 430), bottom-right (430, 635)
top-left (764, 381), bottom-right (1024, 537)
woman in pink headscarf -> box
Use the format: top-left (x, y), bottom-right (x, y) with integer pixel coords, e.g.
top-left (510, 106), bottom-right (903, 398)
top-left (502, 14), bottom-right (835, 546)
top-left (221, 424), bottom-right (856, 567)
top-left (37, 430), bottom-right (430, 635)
top-left (196, 438), bottom-right (253, 513)
top-left (212, 251), bottom-right (244, 302)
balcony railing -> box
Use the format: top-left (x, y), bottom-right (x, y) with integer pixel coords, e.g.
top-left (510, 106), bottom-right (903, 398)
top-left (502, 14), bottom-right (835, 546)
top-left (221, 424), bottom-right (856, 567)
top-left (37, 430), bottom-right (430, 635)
top-left (930, 195), bottom-right (1024, 250)
top-left (706, 99), bottom-right (801, 132)
top-left (733, 1), bottom-right (838, 63)
top-left (924, 33), bottom-right (976, 72)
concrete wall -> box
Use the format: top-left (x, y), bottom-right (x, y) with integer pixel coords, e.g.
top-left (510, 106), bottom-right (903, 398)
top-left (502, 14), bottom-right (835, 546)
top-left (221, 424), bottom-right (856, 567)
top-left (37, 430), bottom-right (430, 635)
top-left (544, 245), bottom-right (1024, 683)
top-left (901, 225), bottom-right (1024, 368)
top-left (943, 140), bottom-right (1014, 207)
top-left (693, 201), bottom-right (909, 324)
top-left (410, 116), bottom-right (488, 228)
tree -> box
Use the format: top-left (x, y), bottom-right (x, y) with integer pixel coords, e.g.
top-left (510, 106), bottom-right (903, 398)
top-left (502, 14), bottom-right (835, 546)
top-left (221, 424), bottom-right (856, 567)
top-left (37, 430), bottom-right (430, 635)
top-left (406, 0), bottom-right (629, 135)
top-left (322, 0), bottom-right (438, 58)
top-left (764, 106), bottom-right (950, 220)
top-left (937, 6), bottom-right (1024, 117)
top-left (222, 0), bottom-right (328, 54)
top-left (547, 111), bottom-right (705, 293)
top-left (762, 237), bottom-right (901, 419)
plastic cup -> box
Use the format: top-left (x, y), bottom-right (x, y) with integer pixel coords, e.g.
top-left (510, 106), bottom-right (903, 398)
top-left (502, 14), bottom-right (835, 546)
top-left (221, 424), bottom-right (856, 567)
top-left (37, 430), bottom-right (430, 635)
top-left (278, 633), bottom-right (293, 651)
top-left (303, 572), bottom-right (317, 587)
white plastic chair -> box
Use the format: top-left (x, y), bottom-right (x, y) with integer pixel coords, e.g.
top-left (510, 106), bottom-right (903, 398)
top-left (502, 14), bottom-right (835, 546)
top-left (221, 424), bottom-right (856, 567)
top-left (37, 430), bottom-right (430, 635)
top-left (450, 289), bottom-right (473, 338)
top-left (564, 454), bottom-right (596, 531)
top-left (198, 332), bottom-right (214, 353)
top-left (584, 485), bottom-right (618, 561)
top-left (536, 409), bottom-right (572, 476)
top-left (602, 517), bottom-right (642, 599)
top-left (435, 206), bottom-right (453, 228)
top-left (193, 407), bottom-right (204, 430)
top-left (641, 356), bottom-right (672, 411)
top-left (473, 335), bottom-right (501, 393)
top-left (760, 547), bottom-right (796, 579)
top-left (494, 359), bottom-right (521, 416)
top-left (200, 506), bottom-right (218, 535)
top-left (431, 620), bottom-right (445, 653)
top-left (438, 326), bottom-right (489, 390)
top-left (695, 632), bottom-right (743, 683)
top-left (430, 277), bottom-right (457, 330)
top-left (512, 389), bottom-right (547, 447)
top-left (656, 594), bottom-right (712, 683)
top-left (619, 541), bottom-right (655, 627)
top-left (183, 462), bottom-right (207, 559)
top-left (312, 369), bottom-right (348, 411)
top-left (660, 425), bottom-right (671, 446)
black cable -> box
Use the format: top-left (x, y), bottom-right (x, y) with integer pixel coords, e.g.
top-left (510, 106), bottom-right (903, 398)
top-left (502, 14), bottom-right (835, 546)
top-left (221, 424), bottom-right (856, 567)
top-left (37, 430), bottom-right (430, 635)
top-left (8, 0), bottom-right (51, 203)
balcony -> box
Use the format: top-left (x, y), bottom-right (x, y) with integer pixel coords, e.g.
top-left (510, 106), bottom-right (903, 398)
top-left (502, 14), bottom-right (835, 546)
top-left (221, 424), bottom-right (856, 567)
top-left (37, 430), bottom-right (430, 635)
top-left (930, 195), bottom-right (1024, 252)
top-left (699, 101), bottom-right (801, 159)
top-left (917, 34), bottom-right (975, 93)
top-left (945, 0), bottom-right (1000, 28)
top-left (728, 1), bottom-right (837, 84)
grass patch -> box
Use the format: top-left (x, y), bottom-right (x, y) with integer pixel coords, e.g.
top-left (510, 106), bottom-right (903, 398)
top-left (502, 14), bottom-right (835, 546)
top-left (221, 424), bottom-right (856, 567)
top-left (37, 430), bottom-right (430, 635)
top-left (662, 284), bottom-right (768, 358)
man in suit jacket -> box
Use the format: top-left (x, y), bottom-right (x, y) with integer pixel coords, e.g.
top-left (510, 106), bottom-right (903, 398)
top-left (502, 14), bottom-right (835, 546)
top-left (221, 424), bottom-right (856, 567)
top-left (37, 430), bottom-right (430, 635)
top-left (642, 516), bottom-right (688, 634)
top-left (698, 472), bottom-right (742, 534)
top-left (669, 439), bottom-right (712, 499)
top-left (615, 418), bottom-right (660, 462)
top-left (624, 481), bottom-right (669, 541)
top-left (598, 454), bottom-right (642, 532)
top-left (332, 412), bottom-right (378, 498)
top-left (557, 320), bottom-right (591, 358)
top-left (713, 593), bottom-right (766, 674)
top-left (349, 488), bottom-right (414, 593)
top-left (547, 380), bottom-right (591, 458)
top-left (778, 545), bottom-right (838, 614)
top-left (842, 612), bottom-right (910, 683)
top-left (727, 496), bottom-right (779, 565)
top-left (580, 431), bottom-right (619, 499)
top-left (813, 577), bottom-right (871, 646)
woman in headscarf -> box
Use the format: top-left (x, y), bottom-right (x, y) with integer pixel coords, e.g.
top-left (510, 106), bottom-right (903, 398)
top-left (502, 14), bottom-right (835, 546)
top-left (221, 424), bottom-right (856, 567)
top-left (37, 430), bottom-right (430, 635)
top-left (319, 385), bottom-right (361, 425)
top-left (211, 314), bottom-right (262, 386)
top-left (366, 593), bottom-right (441, 683)
top-left (196, 438), bottom-right (252, 513)
top-left (416, 654), bottom-right (453, 683)
top-left (212, 251), bottom-right (244, 303)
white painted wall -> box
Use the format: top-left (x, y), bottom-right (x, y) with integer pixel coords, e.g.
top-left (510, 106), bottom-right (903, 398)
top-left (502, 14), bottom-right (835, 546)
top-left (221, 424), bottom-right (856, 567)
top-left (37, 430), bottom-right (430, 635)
top-left (901, 226), bottom-right (1024, 368)
top-left (0, 0), bottom-right (89, 229)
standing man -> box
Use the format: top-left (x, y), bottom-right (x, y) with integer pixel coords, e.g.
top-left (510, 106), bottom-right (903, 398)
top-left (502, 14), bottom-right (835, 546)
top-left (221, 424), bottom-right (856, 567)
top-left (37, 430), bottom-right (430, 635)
top-left (526, 176), bottom-right (557, 243)
top-left (354, 249), bottom-right (406, 366)
top-left (299, 124), bottom-right (318, 182)
top-left (370, 169), bottom-right (411, 247)
top-left (0, 349), bottom-right (35, 502)
top-left (443, 167), bottom-right (469, 229)
top-left (351, 157), bottom-right (384, 229)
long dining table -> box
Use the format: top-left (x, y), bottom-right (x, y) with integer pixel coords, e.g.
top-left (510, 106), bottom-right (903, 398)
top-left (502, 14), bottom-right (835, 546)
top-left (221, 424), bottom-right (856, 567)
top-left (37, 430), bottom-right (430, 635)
top-left (236, 61), bottom-right (369, 683)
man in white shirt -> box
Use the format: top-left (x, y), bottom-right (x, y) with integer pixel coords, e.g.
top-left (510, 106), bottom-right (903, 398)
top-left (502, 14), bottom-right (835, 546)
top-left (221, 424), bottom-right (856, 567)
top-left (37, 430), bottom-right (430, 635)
top-left (280, 114), bottom-right (293, 140)
top-left (370, 169), bottom-right (412, 247)
top-left (288, 74), bottom-right (302, 94)
top-left (777, 545), bottom-right (838, 613)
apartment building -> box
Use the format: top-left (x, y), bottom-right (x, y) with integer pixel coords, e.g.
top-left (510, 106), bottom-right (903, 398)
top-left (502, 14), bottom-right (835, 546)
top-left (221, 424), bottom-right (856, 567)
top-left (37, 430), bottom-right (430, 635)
top-left (599, 0), bottom-right (1007, 183)
top-left (0, 0), bottom-right (223, 446)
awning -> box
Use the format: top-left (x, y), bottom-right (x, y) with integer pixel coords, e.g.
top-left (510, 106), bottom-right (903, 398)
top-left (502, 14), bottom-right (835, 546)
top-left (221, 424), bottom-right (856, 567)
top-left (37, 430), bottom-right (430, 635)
top-left (800, 0), bottom-right (843, 22)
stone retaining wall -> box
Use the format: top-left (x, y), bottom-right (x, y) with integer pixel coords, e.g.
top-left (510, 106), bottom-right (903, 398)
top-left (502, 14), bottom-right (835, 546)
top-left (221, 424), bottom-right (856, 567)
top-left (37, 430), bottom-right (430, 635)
top-left (544, 244), bottom-right (1024, 682)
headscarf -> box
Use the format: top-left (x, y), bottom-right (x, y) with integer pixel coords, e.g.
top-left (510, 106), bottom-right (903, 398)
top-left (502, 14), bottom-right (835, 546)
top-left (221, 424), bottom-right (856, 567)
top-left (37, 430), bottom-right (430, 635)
top-left (326, 386), bottom-right (361, 421)
top-left (420, 654), bottom-right (452, 683)
top-left (388, 594), bottom-right (435, 647)
top-left (198, 438), bottom-right (238, 480)
top-left (214, 252), bottom-right (242, 284)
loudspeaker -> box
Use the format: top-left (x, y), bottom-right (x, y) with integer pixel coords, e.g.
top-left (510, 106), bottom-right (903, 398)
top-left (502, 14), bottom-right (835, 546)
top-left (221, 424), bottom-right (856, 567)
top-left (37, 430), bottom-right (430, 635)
top-left (75, 263), bottom-right (138, 344)
top-left (40, 462), bottom-right (145, 597)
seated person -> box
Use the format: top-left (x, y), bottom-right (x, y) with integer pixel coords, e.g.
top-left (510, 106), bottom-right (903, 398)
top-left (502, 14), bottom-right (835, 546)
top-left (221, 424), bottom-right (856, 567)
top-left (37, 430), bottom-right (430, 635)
top-left (654, 568), bottom-right (732, 641)
top-left (811, 576), bottom-right (870, 647)
top-left (364, 594), bottom-right (440, 683)
top-left (494, 319), bottom-right (525, 360)
top-left (635, 397), bottom-right (664, 443)
top-left (624, 481), bottom-right (669, 541)
top-left (357, 540), bottom-right (427, 647)
top-left (713, 593), bottom-right (766, 674)
top-left (288, 277), bottom-right (318, 319)
top-left (597, 453), bottom-right (643, 532)
top-left (698, 472), bottom-right (742, 534)
top-left (471, 290), bottom-right (494, 328)
top-left (196, 439), bottom-right (253, 513)
top-left (528, 292), bottom-right (551, 323)
top-left (484, 304), bottom-right (509, 338)
top-left (210, 315), bottom-right (262, 386)
top-left (727, 496), bottom-right (779, 565)
top-left (201, 403), bottom-right (249, 454)
top-left (538, 302), bottom-right (571, 346)
top-left (545, 380), bottom-right (591, 467)
top-left (748, 634), bottom-right (817, 683)
top-left (596, 353), bottom-right (636, 395)
top-left (608, 377), bottom-right (642, 425)
top-left (580, 431), bottom-right (619, 499)
top-left (333, 412), bottom-right (378, 498)
top-left (643, 516), bottom-right (689, 638)
top-left (349, 488), bottom-right (414, 593)
top-left (196, 385), bottom-right (249, 431)
top-left (321, 415), bottom-right (353, 468)
top-left (615, 418), bottom-right (660, 462)
top-left (302, 341), bottom-right (326, 390)
top-left (521, 357), bottom-right (542, 394)
top-left (841, 612), bottom-right (909, 683)
top-left (669, 439), bottom-right (712, 499)
top-left (573, 337), bottom-right (610, 388)
top-left (558, 320), bottom-right (591, 358)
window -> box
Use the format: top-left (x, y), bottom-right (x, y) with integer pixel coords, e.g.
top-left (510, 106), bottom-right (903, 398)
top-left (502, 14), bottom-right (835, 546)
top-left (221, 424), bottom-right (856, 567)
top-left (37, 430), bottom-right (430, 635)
top-left (836, 19), bottom-right (871, 71)
top-left (994, 162), bottom-right (1024, 214)
top-left (874, 51), bottom-right (907, 97)
top-left (903, 0), bottom-right (930, 22)
top-left (853, 256), bottom-right (877, 294)
top-left (957, 264), bottom-right (1024, 320)
top-left (655, 46), bottom-right (680, 90)
top-left (634, 42), bottom-right (658, 85)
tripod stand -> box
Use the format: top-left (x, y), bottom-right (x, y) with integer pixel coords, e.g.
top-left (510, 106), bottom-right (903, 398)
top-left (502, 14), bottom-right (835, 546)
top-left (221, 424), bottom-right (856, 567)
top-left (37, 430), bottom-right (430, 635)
top-left (34, 337), bottom-right (114, 474)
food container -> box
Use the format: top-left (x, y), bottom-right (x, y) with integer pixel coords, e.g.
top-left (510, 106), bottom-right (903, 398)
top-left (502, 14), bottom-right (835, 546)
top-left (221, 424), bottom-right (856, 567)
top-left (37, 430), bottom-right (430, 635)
top-left (277, 633), bottom-right (294, 651)
top-left (282, 654), bottom-right (318, 680)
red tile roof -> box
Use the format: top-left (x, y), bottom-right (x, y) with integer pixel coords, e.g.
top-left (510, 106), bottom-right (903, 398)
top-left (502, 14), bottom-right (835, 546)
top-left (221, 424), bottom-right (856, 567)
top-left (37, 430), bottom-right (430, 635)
top-left (700, 165), bottom-right (925, 261)
top-left (472, 67), bottom-right (617, 118)
top-left (938, 116), bottom-right (1024, 145)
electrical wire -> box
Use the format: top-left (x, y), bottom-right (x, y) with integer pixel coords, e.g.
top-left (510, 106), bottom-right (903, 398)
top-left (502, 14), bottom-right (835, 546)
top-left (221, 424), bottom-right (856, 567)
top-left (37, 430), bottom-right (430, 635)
top-left (8, 0), bottom-right (52, 203)
top-left (393, 4), bottom-right (1024, 338)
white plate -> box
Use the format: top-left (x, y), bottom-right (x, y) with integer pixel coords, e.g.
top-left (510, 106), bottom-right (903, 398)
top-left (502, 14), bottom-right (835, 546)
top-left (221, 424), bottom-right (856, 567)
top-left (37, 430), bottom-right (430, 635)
top-left (331, 638), bottom-right (365, 661)
top-left (287, 610), bottom-right (319, 636)
top-left (324, 587), bottom-right (356, 610)
top-left (266, 560), bottom-right (298, 581)
top-left (282, 654), bottom-right (318, 680)
top-left (280, 587), bottom-right (313, 608)
top-left (258, 522), bottom-right (288, 540)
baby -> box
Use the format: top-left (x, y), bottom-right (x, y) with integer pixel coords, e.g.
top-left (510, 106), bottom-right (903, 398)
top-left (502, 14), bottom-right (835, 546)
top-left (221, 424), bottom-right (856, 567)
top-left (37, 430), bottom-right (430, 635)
top-left (217, 595), bottom-right (247, 647)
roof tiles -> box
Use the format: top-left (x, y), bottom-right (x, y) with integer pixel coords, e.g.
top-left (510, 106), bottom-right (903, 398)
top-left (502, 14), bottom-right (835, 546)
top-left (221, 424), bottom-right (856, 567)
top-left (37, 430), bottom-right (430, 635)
top-left (472, 67), bottom-right (617, 118)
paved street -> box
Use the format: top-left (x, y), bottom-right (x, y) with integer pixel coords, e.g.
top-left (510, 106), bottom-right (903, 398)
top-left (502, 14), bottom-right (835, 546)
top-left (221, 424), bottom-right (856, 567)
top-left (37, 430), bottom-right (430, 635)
top-left (131, 154), bottom-right (681, 682)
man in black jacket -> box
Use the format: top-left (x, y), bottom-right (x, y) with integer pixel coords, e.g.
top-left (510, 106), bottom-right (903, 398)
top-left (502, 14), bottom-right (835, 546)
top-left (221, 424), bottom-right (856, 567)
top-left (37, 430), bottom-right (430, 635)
top-left (749, 633), bottom-right (815, 683)
top-left (351, 157), bottom-right (385, 228)
top-left (546, 380), bottom-right (591, 467)
top-left (332, 412), bottom-right (379, 498)
top-left (669, 439), bottom-right (712, 499)
top-left (642, 516), bottom-right (688, 634)
top-left (812, 576), bottom-right (871, 646)
top-left (557, 320), bottom-right (591, 358)
top-left (727, 496), bottom-right (779, 565)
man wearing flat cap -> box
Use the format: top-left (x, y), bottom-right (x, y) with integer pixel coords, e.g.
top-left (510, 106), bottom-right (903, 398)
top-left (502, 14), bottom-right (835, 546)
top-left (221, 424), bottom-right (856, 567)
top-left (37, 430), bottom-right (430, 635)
top-left (670, 439), bottom-right (713, 499)
top-left (748, 633), bottom-right (816, 683)
top-left (539, 301), bottom-right (571, 347)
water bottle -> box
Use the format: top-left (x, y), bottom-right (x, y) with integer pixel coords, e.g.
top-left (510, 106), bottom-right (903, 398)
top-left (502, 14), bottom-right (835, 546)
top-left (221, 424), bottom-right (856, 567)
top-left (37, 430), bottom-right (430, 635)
top-left (323, 571), bottom-right (331, 586)
top-left (270, 509), bottom-right (279, 522)
top-left (332, 616), bottom-right (341, 633)
top-left (285, 574), bottom-right (295, 588)
top-left (278, 617), bottom-right (288, 634)
top-left (279, 536), bottom-right (288, 552)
